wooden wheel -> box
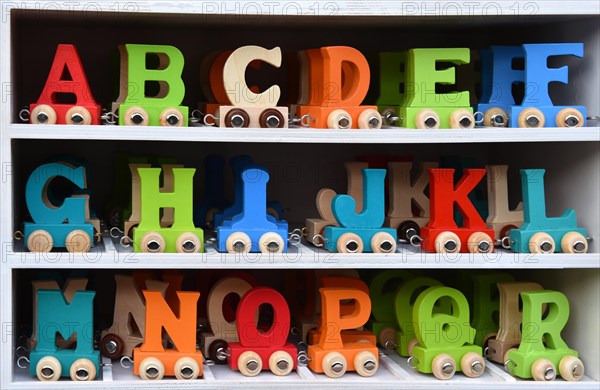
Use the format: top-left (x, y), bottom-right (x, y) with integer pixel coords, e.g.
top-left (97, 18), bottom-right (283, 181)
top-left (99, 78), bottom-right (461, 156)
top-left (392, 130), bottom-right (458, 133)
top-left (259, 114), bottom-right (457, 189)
top-left (36, 356), bottom-right (61, 381)
top-left (482, 332), bottom-right (497, 350)
top-left (139, 357), bottom-right (165, 380)
top-left (378, 327), bottom-right (397, 350)
top-left (259, 232), bottom-right (285, 254)
top-left (259, 108), bottom-right (285, 128)
top-left (449, 109), bottom-right (475, 129)
top-left (159, 107), bottom-right (184, 127)
top-left (380, 107), bottom-right (398, 125)
top-left (225, 232), bottom-right (251, 254)
top-left (268, 350), bottom-right (293, 376)
top-left (398, 220), bottom-right (420, 242)
top-left (327, 109), bottom-right (352, 129)
top-left (517, 107), bottom-right (545, 128)
top-left (27, 230), bottom-right (53, 252)
top-left (65, 229), bottom-right (92, 252)
top-left (69, 358), bottom-right (96, 381)
top-left (560, 232), bottom-right (588, 254)
top-left (556, 108), bottom-right (584, 128)
top-left (322, 351), bottom-right (347, 378)
top-left (358, 108), bottom-right (382, 129)
top-left (559, 355), bottom-right (584, 381)
top-left (65, 106), bottom-right (92, 125)
top-left (238, 351), bottom-right (262, 377)
top-left (499, 224), bottom-right (518, 239)
top-left (124, 106), bottom-right (149, 126)
top-left (140, 231), bottom-right (165, 253)
top-left (174, 356), bottom-right (200, 380)
top-left (208, 339), bottom-right (229, 364)
top-left (371, 232), bottom-right (396, 253)
top-left (434, 231), bottom-right (461, 253)
top-left (31, 104), bottom-right (57, 124)
top-left (461, 352), bottom-right (485, 378)
top-left (531, 358), bottom-right (556, 381)
top-left (175, 232), bottom-right (201, 253)
top-left (266, 207), bottom-right (280, 220)
top-left (224, 108), bottom-right (249, 128)
top-left (431, 353), bottom-right (456, 380)
top-left (354, 350), bottom-right (378, 377)
top-left (100, 333), bottom-right (124, 359)
top-left (467, 231), bottom-right (493, 254)
top-left (336, 232), bottom-right (364, 253)
top-left (415, 109), bottom-right (439, 129)
top-left (407, 338), bottom-right (419, 357)
top-left (483, 107), bottom-right (508, 127)
top-left (528, 232), bottom-right (555, 254)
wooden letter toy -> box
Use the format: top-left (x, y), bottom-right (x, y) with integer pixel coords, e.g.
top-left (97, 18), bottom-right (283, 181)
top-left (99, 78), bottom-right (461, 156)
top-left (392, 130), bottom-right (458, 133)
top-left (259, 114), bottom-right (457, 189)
top-left (29, 286), bottom-right (100, 381)
top-left (324, 168), bottom-right (397, 253)
top-left (132, 166), bottom-right (204, 253)
top-left (228, 287), bottom-right (297, 376)
top-left (307, 286), bottom-right (379, 378)
top-left (202, 277), bottom-right (253, 364)
top-left (486, 281), bottom-right (543, 364)
top-left (295, 46), bottom-right (382, 129)
top-left (470, 272), bottom-right (514, 347)
top-left (398, 48), bottom-right (474, 129)
top-left (113, 44), bottom-right (188, 126)
top-left (210, 45), bottom-right (288, 128)
top-left (505, 290), bottom-right (584, 381)
top-left (476, 46), bottom-right (525, 127)
top-left (133, 291), bottom-right (202, 380)
top-left (28, 44), bottom-right (101, 125)
top-left (486, 165), bottom-right (523, 239)
top-left (387, 161), bottom-right (438, 242)
top-left (394, 277), bottom-right (450, 357)
top-left (217, 165), bottom-right (288, 253)
top-left (100, 275), bottom-right (168, 358)
top-left (305, 161), bottom-right (367, 246)
top-left (420, 168), bottom-right (495, 253)
top-left (24, 163), bottom-right (96, 252)
top-left (368, 270), bottom-right (414, 349)
top-left (194, 155), bottom-right (228, 227)
top-left (410, 286), bottom-right (484, 380)
top-left (509, 169), bottom-right (588, 253)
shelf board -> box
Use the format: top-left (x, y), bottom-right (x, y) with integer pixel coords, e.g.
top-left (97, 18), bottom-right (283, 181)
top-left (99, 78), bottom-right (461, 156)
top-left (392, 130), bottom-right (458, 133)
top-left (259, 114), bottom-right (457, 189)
top-left (9, 351), bottom-right (598, 389)
top-left (8, 124), bottom-right (600, 144)
top-left (7, 234), bottom-right (600, 269)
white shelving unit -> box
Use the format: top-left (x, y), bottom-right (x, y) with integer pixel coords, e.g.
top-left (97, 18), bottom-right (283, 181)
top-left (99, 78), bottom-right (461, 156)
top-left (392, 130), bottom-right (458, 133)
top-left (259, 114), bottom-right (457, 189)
top-left (1, 2), bottom-right (599, 389)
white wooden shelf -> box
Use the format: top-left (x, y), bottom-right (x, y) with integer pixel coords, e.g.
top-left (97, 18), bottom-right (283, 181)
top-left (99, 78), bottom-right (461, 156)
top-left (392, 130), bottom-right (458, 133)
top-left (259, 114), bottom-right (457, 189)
top-left (6, 234), bottom-right (600, 269)
top-left (9, 352), bottom-right (598, 389)
top-left (8, 124), bottom-right (600, 144)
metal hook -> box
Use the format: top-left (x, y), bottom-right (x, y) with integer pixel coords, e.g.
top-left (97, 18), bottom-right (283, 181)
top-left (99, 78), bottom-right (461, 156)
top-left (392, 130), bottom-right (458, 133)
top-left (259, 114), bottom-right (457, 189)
top-left (119, 235), bottom-right (132, 248)
top-left (204, 359), bottom-right (215, 366)
top-left (101, 111), bottom-right (118, 125)
top-left (504, 359), bottom-right (516, 373)
top-left (501, 236), bottom-right (512, 250)
top-left (16, 345), bottom-right (29, 358)
top-left (189, 109), bottom-right (204, 123)
top-left (120, 356), bottom-right (133, 369)
top-left (409, 234), bottom-right (422, 247)
top-left (13, 230), bottom-right (24, 240)
top-left (384, 339), bottom-right (398, 350)
top-left (19, 108), bottom-right (30, 122)
top-left (301, 227), bottom-right (308, 237)
top-left (17, 356), bottom-right (30, 369)
top-left (586, 115), bottom-right (600, 121)
top-left (407, 356), bottom-right (419, 369)
top-left (312, 234), bottom-right (325, 248)
top-left (473, 111), bottom-right (485, 124)
top-left (203, 114), bottom-right (218, 126)
top-left (110, 227), bottom-right (124, 239)
top-left (300, 114), bottom-right (314, 127)
top-left (297, 351), bottom-right (310, 366)
top-left (289, 233), bottom-right (302, 246)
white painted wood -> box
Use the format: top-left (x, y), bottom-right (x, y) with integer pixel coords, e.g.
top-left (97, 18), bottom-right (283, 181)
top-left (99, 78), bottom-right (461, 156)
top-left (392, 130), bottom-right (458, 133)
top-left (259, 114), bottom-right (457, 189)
top-left (7, 124), bottom-right (600, 143)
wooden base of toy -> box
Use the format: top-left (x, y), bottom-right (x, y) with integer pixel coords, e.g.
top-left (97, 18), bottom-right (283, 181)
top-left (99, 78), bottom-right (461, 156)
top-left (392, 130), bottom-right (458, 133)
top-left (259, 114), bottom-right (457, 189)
top-left (509, 227), bottom-right (587, 253)
top-left (296, 105), bottom-right (382, 129)
top-left (509, 105), bottom-right (586, 128)
top-left (507, 348), bottom-right (581, 380)
top-left (411, 344), bottom-right (483, 377)
top-left (133, 348), bottom-right (203, 379)
top-left (399, 106), bottom-right (474, 129)
top-left (217, 228), bottom-right (288, 253)
top-left (29, 350), bottom-right (101, 380)
top-left (133, 227), bottom-right (204, 253)
top-left (324, 226), bottom-right (397, 253)
top-left (307, 342), bottom-right (379, 377)
top-left (487, 337), bottom-right (519, 364)
top-left (24, 223), bottom-right (95, 252)
top-left (216, 106), bottom-right (289, 128)
top-left (117, 104), bottom-right (189, 127)
top-left (227, 342), bottom-right (297, 375)
top-left (420, 227), bottom-right (495, 253)
top-left (30, 103), bottom-right (101, 125)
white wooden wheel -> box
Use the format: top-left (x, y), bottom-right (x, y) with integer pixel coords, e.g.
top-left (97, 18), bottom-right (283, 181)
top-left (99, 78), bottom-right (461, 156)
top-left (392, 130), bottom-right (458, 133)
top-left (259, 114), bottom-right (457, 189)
top-left (268, 350), bottom-right (293, 376)
top-left (378, 327), bottom-right (397, 350)
top-left (431, 353), bottom-right (456, 380)
top-left (460, 352), bottom-right (485, 378)
top-left (327, 109), bottom-right (352, 129)
top-left (560, 231), bottom-right (588, 254)
top-left (518, 107), bottom-right (545, 128)
top-left (371, 232), bottom-right (396, 253)
top-left (140, 231), bottom-right (166, 253)
top-left (531, 358), bottom-right (556, 381)
top-left (415, 109), bottom-right (440, 129)
top-left (175, 232), bottom-right (201, 253)
top-left (65, 229), bottom-right (92, 252)
top-left (354, 350), bottom-right (378, 377)
top-left (555, 107), bottom-right (584, 128)
top-left (27, 229), bottom-right (53, 252)
top-left (357, 108), bottom-right (382, 129)
top-left (336, 232), bottom-right (364, 253)
top-left (322, 351), bottom-right (347, 378)
top-left (528, 232), bottom-right (555, 254)
top-left (466, 231), bottom-right (493, 254)
top-left (174, 356), bottom-right (200, 380)
top-left (559, 355), bottom-right (584, 381)
top-left (160, 107), bottom-right (185, 127)
top-left (434, 231), bottom-right (461, 253)
top-left (31, 104), bottom-right (57, 124)
top-left (407, 338), bottom-right (419, 357)
top-left (65, 106), bottom-right (92, 125)
top-left (483, 107), bottom-right (508, 127)
top-left (139, 357), bottom-right (165, 380)
top-left (124, 106), bottom-right (149, 126)
top-left (238, 351), bottom-right (262, 377)
top-left (36, 356), bottom-right (61, 381)
top-left (69, 358), bottom-right (96, 381)
top-left (449, 108), bottom-right (475, 129)
top-left (226, 232), bottom-right (251, 254)
top-left (259, 232), bottom-right (285, 254)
